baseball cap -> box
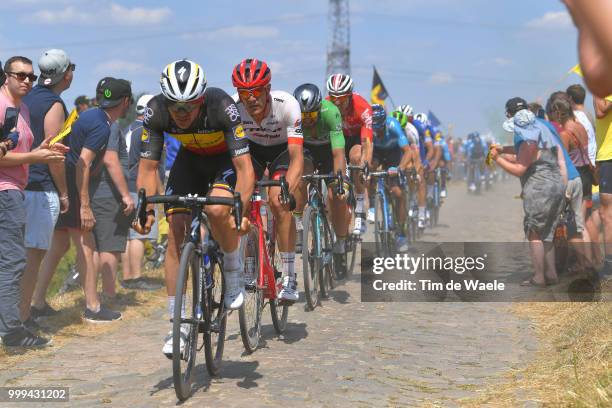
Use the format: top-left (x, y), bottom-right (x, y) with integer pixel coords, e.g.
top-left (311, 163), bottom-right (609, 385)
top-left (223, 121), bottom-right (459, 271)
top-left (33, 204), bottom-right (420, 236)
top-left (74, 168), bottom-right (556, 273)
top-left (136, 94), bottom-right (154, 115)
top-left (96, 77), bottom-right (132, 109)
top-left (38, 49), bottom-right (72, 87)
top-left (74, 95), bottom-right (89, 106)
top-left (505, 97), bottom-right (528, 117)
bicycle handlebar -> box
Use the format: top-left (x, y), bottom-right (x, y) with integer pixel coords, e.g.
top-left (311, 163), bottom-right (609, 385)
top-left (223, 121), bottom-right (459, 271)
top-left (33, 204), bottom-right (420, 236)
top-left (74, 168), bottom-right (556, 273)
top-left (135, 189), bottom-right (243, 231)
top-left (301, 170), bottom-right (346, 196)
top-left (347, 161), bottom-right (369, 181)
top-left (255, 175), bottom-right (295, 210)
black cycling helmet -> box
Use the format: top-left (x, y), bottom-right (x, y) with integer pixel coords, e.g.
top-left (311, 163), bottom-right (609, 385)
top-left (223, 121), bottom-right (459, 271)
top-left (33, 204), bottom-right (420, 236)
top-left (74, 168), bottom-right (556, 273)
top-left (293, 83), bottom-right (322, 112)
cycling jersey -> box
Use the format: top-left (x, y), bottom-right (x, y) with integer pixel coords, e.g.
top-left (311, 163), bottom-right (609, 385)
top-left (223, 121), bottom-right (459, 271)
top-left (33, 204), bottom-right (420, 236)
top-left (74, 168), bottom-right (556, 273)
top-left (464, 137), bottom-right (487, 160)
top-left (302, 100), bottom-right (345, 150)
top-left (373, 116), bottom-right (409, 150)
top-left (325, 92), bottom-right (372, 142)
top-left (234, 90), bottom-right (303, 146)
top-left (412, 118), bottom-right (431, 161)
top-left (404, 121), bottom-right (420, 149)
top-left (434, 134), bottom-right (451, 162)
top-left (141, 87), bottom-right (249, 160)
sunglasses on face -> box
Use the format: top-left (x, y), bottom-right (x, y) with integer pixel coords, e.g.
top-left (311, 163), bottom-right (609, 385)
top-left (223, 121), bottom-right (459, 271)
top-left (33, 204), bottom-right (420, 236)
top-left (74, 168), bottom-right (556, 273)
top-left (329, 94), bottom-right (350, 103)
top-left (69, 63), bottom-right (76, 72)
top-left (301, 111), bottom-right (319, 120)
top-left (7, 71), bottom-right (38, 83)
top-left (167, 99), bottom-right (202, 114)
top-left (237, 87), bottom-right (265, 100)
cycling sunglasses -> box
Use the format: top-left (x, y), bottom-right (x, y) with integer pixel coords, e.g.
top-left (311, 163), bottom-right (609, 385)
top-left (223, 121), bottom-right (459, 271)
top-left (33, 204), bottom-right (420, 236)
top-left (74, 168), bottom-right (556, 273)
top-left (301, 111), bottom-right (319, 120)
top-left (237, 87), bottom-right (266, 99)
top-left (6, 71), bottom-right (38, 82)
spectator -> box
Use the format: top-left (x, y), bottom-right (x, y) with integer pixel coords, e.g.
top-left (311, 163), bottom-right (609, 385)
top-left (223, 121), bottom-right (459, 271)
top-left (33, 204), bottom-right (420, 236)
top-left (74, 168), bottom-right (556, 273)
top-left (20, 49), bottom-right (74, 330)
top-left (493, 97), bottom-right (566, 286)
top-left (566, 84), bottom-right (597, 165)
top-left (89, 118), bottom-right (135, 300)
top-left (0, 56), bottom-right (67, 348)
top-left (594, 94), bottom-right (612, 279)
top-left (74, 95), bottom-right (89, 113)
top-left (54, 77), bottom-right (132, 322)
top-left (121, 94), bottom-right (163, 291)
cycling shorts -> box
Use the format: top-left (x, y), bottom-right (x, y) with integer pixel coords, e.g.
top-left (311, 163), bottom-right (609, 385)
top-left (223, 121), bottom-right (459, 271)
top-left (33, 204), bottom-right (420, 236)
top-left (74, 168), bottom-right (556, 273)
top-left (304, 144), bottom-right (334, 175)
top-left (249, 141), bottom-right (290, 180)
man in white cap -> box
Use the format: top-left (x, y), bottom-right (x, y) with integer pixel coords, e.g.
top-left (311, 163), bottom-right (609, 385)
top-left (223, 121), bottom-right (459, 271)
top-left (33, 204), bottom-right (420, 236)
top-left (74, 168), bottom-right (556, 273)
top-left (121, 94), bottom-right (164, 290)
top-left (21, 49), bottom-right (75, 329)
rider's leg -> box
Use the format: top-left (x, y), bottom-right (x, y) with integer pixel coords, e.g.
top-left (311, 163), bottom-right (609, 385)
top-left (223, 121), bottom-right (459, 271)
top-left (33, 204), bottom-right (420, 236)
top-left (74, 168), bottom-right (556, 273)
top-left (294, 158), bottom-right (314, 251)
top-left (349, 144), bottom-right (367, 234)
top-left (417, 166), bottom-right (427, 227)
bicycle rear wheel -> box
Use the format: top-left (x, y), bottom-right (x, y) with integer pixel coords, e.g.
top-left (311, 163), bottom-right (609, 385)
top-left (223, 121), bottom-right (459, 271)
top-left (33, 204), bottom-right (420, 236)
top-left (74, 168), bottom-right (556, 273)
top-left (239, 228), bottom-right (263, 353)
top-left (302, 206), bottom-right (320, 310)
top-left (172, 242), bottom-right (200, 401)
top-left (203, 255), bottom-right (226, 376)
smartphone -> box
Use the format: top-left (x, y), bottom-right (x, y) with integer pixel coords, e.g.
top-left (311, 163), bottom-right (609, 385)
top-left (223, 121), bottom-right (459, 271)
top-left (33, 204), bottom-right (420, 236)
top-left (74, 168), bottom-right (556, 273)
top-left (1, 107), bottom-right (19, 141)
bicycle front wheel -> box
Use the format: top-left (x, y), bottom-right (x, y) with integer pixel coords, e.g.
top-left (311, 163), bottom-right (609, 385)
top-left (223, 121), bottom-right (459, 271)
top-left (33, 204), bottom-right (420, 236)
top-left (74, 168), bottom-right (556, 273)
top-left (239, 228), bottom-right (263, 353)
top-left (172, 242), bottom-right (200, 402)
top-left (269, 238), bottom-right (289, 333)
top-left (203, 256), bottom-right (226, 376)
top-left (302, 206), bottom-right (320, 310)
top-left (374, 194), bottom-right (390, 257)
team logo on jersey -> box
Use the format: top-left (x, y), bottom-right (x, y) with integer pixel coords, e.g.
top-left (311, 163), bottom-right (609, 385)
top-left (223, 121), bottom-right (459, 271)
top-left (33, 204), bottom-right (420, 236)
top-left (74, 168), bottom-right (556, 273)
top-left (141, 128), bottom-right (150, 143)
top-left (225, 104), bottom-right (240, 122)
top-left (232, 124), bottom-right (246, 140)
top-left (143, 107), bottom-right (154, 123)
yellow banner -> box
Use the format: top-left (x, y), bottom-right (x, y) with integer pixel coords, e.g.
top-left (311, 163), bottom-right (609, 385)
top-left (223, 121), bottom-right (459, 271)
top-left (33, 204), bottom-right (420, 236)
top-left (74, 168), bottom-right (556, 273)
top-left (50, 108), bottom-right (79, 145)
top-left (371, 84), bottom-right (385, 106)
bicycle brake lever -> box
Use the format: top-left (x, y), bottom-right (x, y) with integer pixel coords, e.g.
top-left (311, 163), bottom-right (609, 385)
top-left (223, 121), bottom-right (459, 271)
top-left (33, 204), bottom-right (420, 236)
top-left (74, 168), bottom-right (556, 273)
top-left (136, 188), bottom-right (148, 228)
top-left (233, 191), bottom-right (242, 231)
top-left (336, 170), bottom-right (345, 196)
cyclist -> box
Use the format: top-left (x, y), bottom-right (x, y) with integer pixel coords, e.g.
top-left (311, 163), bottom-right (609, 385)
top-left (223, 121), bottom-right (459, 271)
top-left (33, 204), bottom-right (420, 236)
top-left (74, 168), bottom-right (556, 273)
top-left (326, 73), bottom-right (372, 236)
top-left (409, 110), bottom-right (434, 229)
top-left (432, 126), bottom-right (451, 198)
top-left (369, 104), bottom-right (413, 252)
top-left (231, 58), bottom-right (303, 303)
top-left (133, 59), bottom-right (254, 358)
top-left (293, 83), bottom-right (350, 273)
top-left (464, 131), bottom-right (487, 192)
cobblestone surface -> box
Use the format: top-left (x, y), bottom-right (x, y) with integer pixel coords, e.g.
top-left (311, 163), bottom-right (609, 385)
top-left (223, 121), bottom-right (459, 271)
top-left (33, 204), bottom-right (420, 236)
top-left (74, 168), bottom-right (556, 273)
top-left (0, 181), bottom-right (538, 407)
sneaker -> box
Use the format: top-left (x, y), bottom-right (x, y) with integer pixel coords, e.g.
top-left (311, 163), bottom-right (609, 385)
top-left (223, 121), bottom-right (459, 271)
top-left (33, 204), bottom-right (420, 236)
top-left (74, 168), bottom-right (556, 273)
top-left (120, 277), bottom-right (163, 291)
top-left (224, 269), bottom-right (245, 310)
top-left (83, 306), bottom-right (122, 323)
top-left (367, 208), bottom-right (375, 223)
top-left (23, 317), bottom-right (42, 333)
top-left (396, 235), bottom-right (409, 252)
top-left (469, 183), bottom-right (476, 192)
top-left (2, 327), bottom-right (52, 349)
top-left (278, 276), bottom-right (299, 302)
top-left (30, 302), bottom-right (59, 319)
top-left (162, 325), bottom-right (190, 359)
top-left (440, 189), bottom-right (447, 198)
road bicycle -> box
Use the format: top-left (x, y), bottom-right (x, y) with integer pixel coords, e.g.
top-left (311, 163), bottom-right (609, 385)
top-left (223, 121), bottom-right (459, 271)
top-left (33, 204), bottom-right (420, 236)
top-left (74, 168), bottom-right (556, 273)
top-left (238, 175), bottom-right (293, 353)
top-left (136, 189), bottom-right (242, 401)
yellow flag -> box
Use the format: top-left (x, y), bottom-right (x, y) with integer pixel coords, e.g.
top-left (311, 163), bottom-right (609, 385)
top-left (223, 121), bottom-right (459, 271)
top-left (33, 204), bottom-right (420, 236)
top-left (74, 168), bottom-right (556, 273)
top-left (50, 108), bottom-right (79, 145)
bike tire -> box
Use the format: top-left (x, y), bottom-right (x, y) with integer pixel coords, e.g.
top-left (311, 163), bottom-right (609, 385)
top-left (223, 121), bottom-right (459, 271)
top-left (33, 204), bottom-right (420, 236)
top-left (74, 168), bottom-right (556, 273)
top-left (269, 239), bottom-right (289, 334)
top-left (302, 206), bottom-right (320, 310)
top-left (320, 213), bottom-right (335, 295)
top-left (203, 256), bottom-right (226, 377)
top-left (238, 228), bottom-right (263, 353)
top-left (172, 242), bottom-right (199, 402)
top-left (374, 193), bottom-right (386, 256)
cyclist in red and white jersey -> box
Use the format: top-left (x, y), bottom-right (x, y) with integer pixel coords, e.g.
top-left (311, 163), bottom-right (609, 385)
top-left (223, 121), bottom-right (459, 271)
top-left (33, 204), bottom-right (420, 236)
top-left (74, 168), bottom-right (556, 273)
top-left (325, 73), bottom-right (372, 235)
top-left (231, 58), bottom-right (304, 302)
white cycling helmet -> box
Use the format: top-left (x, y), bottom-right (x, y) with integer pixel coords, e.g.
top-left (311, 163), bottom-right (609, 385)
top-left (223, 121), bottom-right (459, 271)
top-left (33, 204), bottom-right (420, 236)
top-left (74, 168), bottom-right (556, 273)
top-left (135, 94), bottom-right (154, 115)
top-left (160, 59), bottom-right (207, 102)
top-left (398, 104), bottom-right (414, 117)
top-left (415, 112), bottom-right (429, 124)
top-left (326, 73), bottom-right (353, 96)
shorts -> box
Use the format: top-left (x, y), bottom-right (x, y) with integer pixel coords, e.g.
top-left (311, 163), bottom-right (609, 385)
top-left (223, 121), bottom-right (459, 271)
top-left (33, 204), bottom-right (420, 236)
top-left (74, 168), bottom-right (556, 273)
top-left (373, 148), bottom-right (402, 169)
top-left (248, 141), bottom-right (290, 180)
top-left (91, 197), bottom-right (131, 253)
top-left (576, 165), bottom-right (593, 199)
top-left (24, 190), bottom-right (60, 250)
top-left (597, 159), bottom-right (612, 194)
top-left (128, 191), bottom-right (158, 241)
top-left (165, 148), bottom-right (237, 215)
top-left (55, 167), bottom-right (80, 230)
top-left (304, 144), bottom-right (333, 175)
top-left (565, 177), bottom-right (584, 236)
top-left (344, 136), bottom-right (361, 161)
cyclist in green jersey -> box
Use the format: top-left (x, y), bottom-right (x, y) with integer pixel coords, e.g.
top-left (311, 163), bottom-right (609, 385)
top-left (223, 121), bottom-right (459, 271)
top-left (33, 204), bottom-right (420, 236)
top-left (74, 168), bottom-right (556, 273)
top-left (293, 83), bottom-right (350, 272)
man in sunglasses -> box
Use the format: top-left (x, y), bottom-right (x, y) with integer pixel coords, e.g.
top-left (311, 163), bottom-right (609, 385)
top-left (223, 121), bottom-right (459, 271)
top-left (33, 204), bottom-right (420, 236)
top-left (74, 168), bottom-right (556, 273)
top-left (293, 83), bottom-right (350, 274)
top-left (0, 56), bottom-right (68, 348)
top-left (231, 58), bottom-right (304, 303)
top-left (325, 73), bottom-right (373, 236)
top-left (134, 59), bottom-right (254, 359)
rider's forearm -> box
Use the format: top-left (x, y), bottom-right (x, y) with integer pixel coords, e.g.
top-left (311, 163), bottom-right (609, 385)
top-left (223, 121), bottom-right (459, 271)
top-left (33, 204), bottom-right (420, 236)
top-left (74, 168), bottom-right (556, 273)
top-left (398, 147), bottom-right (411, 170)
top-left (136, 159), bottom-right (160, 210)
top-left (332, 148), bottom-right (346, 174)
top-left (361, 139), bottom-right (373, 165)
top-left (232, 155), bottom-right (255, 215)
top-left (286, 150), bottom-right (303, 195)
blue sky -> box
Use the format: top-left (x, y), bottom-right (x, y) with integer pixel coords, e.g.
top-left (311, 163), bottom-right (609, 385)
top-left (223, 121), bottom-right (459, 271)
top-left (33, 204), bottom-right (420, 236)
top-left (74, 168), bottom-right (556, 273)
top-left (0, 0), bottom-right (583, 141)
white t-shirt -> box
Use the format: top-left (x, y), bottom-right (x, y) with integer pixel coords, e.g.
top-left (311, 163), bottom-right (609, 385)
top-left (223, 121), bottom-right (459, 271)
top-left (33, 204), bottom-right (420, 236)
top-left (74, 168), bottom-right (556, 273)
top-left (233, 90), bottom-right (303, 146)
top-left (574, 110), bottom-right (596, 165)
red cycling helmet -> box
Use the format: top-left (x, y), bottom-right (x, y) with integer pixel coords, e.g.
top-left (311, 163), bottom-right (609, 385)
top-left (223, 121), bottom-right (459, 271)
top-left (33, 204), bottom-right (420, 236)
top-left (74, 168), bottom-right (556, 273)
top-left (232, 58), bottom-right (271, 88)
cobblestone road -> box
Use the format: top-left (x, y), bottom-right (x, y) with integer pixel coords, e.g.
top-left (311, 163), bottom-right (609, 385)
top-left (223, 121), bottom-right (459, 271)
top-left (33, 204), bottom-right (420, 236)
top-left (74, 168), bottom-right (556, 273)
top-left (0, 180), bottom-right (538, 407)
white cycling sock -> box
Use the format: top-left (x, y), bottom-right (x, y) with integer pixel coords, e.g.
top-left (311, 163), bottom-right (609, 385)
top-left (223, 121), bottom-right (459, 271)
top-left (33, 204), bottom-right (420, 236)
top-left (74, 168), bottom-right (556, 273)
top-left (222, 248), bottom-right (242, 273)
top-left (355, 194), bottom-right (365, 213)
top-left (167, 296), bottom-right (186, 319)
top-left (294, 213), bottom-right (303, 230)
top-left (280, 252), bottom-right (296, 280)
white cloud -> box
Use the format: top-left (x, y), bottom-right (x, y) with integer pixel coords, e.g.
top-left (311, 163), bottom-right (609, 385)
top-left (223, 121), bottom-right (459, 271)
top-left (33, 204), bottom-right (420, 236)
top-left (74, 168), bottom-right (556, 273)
top-left (181, 25), bottom-right (280, 41)
top-left (109, 3), bottom-right (171, 25)
top-left (526, 11), bottom-right (573, 30)
top-left (494, 57), bottom-right (512, 66)
top-left (429, 72), bottom-right (453, 85)
top-left (94, 59), bottom-right (154, 75)
top-left (28, 2), bottom-right (171, 25)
